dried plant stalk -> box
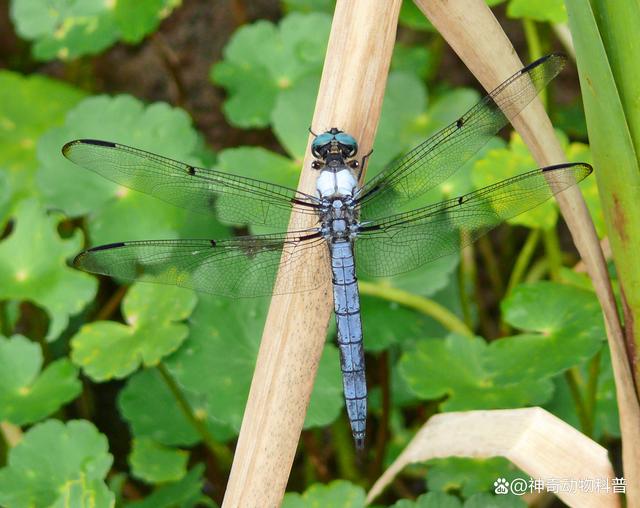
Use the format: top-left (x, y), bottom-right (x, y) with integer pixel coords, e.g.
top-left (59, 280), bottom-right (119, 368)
top-left (221, 2), bottom-right (402, 506)
top-left (367, 408), bottom-right (620, 508)
top-left (414, 0), bottom-right (640, 501)
top-left (0, 422), bottom-right (22, 447)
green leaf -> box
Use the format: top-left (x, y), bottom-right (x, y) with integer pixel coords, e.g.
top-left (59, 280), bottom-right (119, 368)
top-left (118, 368), bottom-right (235, 447)
top-left (361, 295), bottom-right (438, 352)
top-left (272, 73), bottom-right (319, 160)
top-left (10, 0), bottom-right (117, 60)
top-left (211, 12), bottom-right (331, 127)
top-left (391, 492), bottom-right (462, 508)
top-left (426, 457), bottom-right (522, 498)
top-left (37, 95), bottom-right (227, 247)
top-left (371, 76), bottom-right (496, 206)
top-left (282, 0), bottom-right (335, 14)
top-left (368, 72), bottom-right (429, 178)
top-left (10, 0), bottom-right (180, 60)
top-left (71, 282), bottom-right (197, 381)
top-left (114, 0), bottom-right (181, 43)
top-left (271, 70), bottom-right (478, 170)
top-left (127, 464), bottom-right (215, 508)
top-left (545, 345), bottom-right (620, 439)
top-left (0, 71), bottom-right (85, 223)
top-left (553, 100), bottom-right (588, 140)
top-left (0, 420), bottom-right (113, 508)
top-left (362, 253), bottom-right (459, 298)
top-left (399, 333), bottom-right (554, 410)
top-left (214, 147), bottom-right (301, 231)
top-left (465, 493), bottom-right (526, 507)
top-left (391, 43), bottom-right (434, 81)
top-left (359, 256), bottom-right (467, 353)
top-left (398, 2), bottom-right (435, 31)
top-left (507, 0), bottom-right (567, 23)
top-left (165, 294), bottom-right (343, 435)
top-left (401, 281), bottom-right (604, 409)
top-left (565, 0), bottom-right (640, 353)
top-left (565, 142), bottom-right (605, 237)
top-left (49, 475), bottom-right (115, 508)
top-left (282, 480), bottom-right (366, 508)
top-left (0, 334), bottom-right (81, 425)
top-left (129, 437), bottom-right (188, 484)
top-left (472, 132), bottom-right (563, 230)
top-left (305, 345), bottom-right (343, 427)
top-left (499, 282), bottom-right (605, 377)
top-left (0, 199), bottom-right (97, 340)
top-left (392, 491), bottom-right (525, 508)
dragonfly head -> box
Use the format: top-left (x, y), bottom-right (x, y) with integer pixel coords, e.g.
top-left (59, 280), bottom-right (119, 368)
top-left (311, 128), bottom-right (358, 161)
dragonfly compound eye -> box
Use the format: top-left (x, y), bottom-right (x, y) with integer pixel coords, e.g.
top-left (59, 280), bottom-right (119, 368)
top-left (311, 132), bottom-right (333, 158)
top-left (335, 132), bottom-right (358, 157)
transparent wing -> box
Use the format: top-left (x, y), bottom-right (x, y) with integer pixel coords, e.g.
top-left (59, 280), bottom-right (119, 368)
top-left (63, 140), bottom-right (321, 228)
top-left (74, 231), bottom-right (330, 298)
top-left (356, 53), bottom-right (567, 220)
top-left (355, 163), bottom-right (592, 277)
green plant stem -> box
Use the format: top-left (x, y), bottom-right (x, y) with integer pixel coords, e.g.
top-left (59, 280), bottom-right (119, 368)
top-left (524, 258), bottom-right (549, 283)
top-left (501, 231), bottom-right (541, 347)
top-left (156, 363), bottom-right (232, 469)
top-left (476, 235), bottom-right (504, 296)
top-left (506, 229), bottom-right (540, 296)
top-left (523, 19), bottom-right (548, 109)
top-left (358, 280), bottom-right (473, 337)
top-left (584, 349), bottom-right (602, 434)
top-left (523, 19), bottom-right (544, 62)
top-left (458, 239), bottom-right (474, 328)
top-left (0, 425), bottom-right (7, 468)
top-left (0, 301), bottom-right (9, 337)
top-left (301, 430), bottom-right (329, 482)
top-left (542, 228), bottom-right (562, 282)
top-left (369, 351), bottom-right (390, 482)
top-left (457, 263), bottom-right (472, 328)
top-left (331, 417), bottom-right (359, 482)
top-left (95, 285), bottom-right (128, 321)
top-left (564, 368), bottom-right (591, 436)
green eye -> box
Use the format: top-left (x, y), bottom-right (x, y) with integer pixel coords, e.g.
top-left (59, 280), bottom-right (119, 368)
top-left (312, 133), bottom-right (332, 150)
top-left (335, 133), bottom-right (358, 156)
top-left (335, 133), bottom-right (356, 146)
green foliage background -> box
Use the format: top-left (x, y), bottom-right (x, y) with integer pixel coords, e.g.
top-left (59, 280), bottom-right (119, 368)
top-left (0, 0), bottom-right (620, 507)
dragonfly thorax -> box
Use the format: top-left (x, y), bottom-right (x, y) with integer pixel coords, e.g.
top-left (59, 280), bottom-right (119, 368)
top-left (316, 166), bottom-right (358, 200)
top-left (319, 196), bottom-right (360, 242)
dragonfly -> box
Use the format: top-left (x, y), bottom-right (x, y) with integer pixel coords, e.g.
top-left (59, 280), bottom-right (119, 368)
top-left (63, 53), bottom-right (591, 450)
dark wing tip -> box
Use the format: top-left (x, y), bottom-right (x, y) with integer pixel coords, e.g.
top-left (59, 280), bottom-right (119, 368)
top-left (522, 52), bottom-right (567, 74)
top-left (62, 139), bottom-right (117, 157)
top-left (88, 242), bottom-right (127, 252)
top-left (74, 242), bottom-right (127, 266)
top-left (542, 162), bottom-right (593, 182)
top-left (72, 251), bottom-right (87, 268)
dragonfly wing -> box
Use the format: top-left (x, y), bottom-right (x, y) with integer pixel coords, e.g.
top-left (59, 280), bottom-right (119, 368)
top-left (355, 163), bottom-right (592, 277)
top-left (74, 230), bottom-right (329, 298)
top-left (356, 53), bottom-right (567, 220)
top-left (63, 140), bottom-right (321, 229)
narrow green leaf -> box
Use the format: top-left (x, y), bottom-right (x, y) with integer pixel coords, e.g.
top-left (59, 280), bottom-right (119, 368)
top-left (566, 0), bottom-right (640, 368)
